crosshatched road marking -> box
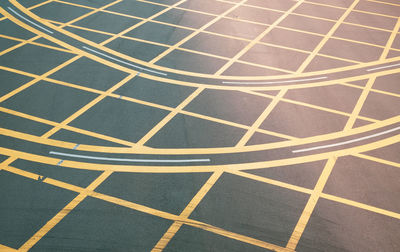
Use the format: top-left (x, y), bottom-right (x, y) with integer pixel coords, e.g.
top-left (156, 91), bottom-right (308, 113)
top-left (0, 0), bottom-right (399, 251)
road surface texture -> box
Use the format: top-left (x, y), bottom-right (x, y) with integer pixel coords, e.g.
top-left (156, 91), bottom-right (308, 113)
top-left (0, 0), bottom-right (399, 251)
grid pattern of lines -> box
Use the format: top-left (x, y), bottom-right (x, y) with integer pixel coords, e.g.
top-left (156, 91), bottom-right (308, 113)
top-left (5, 0), bottom-right (400, 75)
top-left (0, 0), bottom-right (399, 251)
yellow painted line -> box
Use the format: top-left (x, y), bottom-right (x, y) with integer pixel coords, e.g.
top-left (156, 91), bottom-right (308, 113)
top-left (344, 77), bottom-right (376, 130)
top-left (4, 1), bottom-right (400, 82)
top-left (1, 7), bottom-right (398, 90)
top-left (0, 0), bottom-right (55, 23)
top-left (4, 159), bottom-right (397, 252)
top-left (353, 9), bottom-right (398, 19)
top-left (367, 0), bottom-right (400, 7)
top-left (49, 20), bottom-right (297, 74)
top-left (321, 193), bottom-right (400, 220)
top-left (141, 0), bottom-right (389, 37)
top-left (57, 0), bottom-right (122, 28)
top-left (25, 0), bottom-right (55, 10)
top-left (227, 169), bottom-right (313, 195)
top-left (0, 132), bottom-right (398, 173)
top-left (0, 33), bottom-right (72, 53)
top-left (179, 109), bottom-right (297, 141)
top-left (286, 157), bottom-right (336, 250)
top-left (184, 221), bottom-right (293, 252)
top-left (245, 90), bottom-right (379, 123)
top-left (296, 0), bottom-right (360, 73)
top-left (136, 87), bottom-right (205, 146)
top-left (305, 0), bottom-right (398, 19)
top-left (302, 0), bottom-right (347, 10)
top-left (0, 64), bottom-right (299, 142)
top-left (353, 153), bottom-right (400, 169)
top-left (0, 35), bottom-right (40, 56)
top-left (18, 170), bottom-right (113, 251)
top-left (99, 0), bottom-right (186, 46)
top-left (0, 157), bottom-right (18, 172)
top-left (0, 113), bottom-right (398, 157)
top-left (0, 55), bottom-right (80, 103)
top-left (340, 81), bottom-right (400, 99)
top-left (93, 192), bottom-right (291, 251)
top-left (236, 89), bottom-right (288, 146)
top-left (342, 21), bottom-right (393, 33)
top-left (344, 17), bottom-right (400, 130)
top-left (41, 72), bottom-right (137, 139)
top-left (151, 170), bottom-right (224, 252)
top-left (369, 88), bottom-right (400, 98)
top-left (148, 0), bottom-right (248, 64)
top-left (0, 244), bottom-right (17, 252)
top-left (381, 17), bottom-right (400, 60)
top-left (214, 0), bottom-right (306, 75)
top-left (0, 108), bottom-right (139, 148)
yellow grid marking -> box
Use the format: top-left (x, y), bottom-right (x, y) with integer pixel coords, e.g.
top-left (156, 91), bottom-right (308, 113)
top-left (99, 0), bottom-right (187, 46)
top-left (1, 164), bottom-right (290, 252)
top-left (151, 170), bottom-right (224, 252)
top-left (286, 157), bottom-right (336, 250)
top-left (367, 0), bottom-right (400, 8)
top-left (0, 35), bottom-right (40, 57)
top-left (244, 90), bottom-right (378, 124)
top-left (321, 192), bottom-right (400, 219)
top-left (344, 77), bottom-right (376, 130)
top-left (304, 0), bottom-right (399, 19)
top-left (136, 87), bottom-right (205, 146)
top-left (0, 106), bottom-right (139, 147)
top-left (0, 34), bottom-right (72, 53)
top-left (340, 81), bottom-right (400, 99)
top-left (283, 16), bottom-right (400, 248)
top-left (296, 0), bottom-right (361, 73)
top-left (41, 72), bottom-right (138, 139)
top-left (0, 63), bottom-right (387, 145)
top-left (45, 18), bottom-right (363, 73)
top-left (51, 0), bottom-right (399, 47)
top-left (236, 88), bottom-right (288, 146)
top-left (18, 170), bottom-right (114, 252)
top-left (353, 153), bottom-right (400, 169)
top-left (148, 0), bottom-right (249, 64)
top-left (227, 169), bottom-right (313, 195)
top-left (1, 1), bottom-right (399, 251)
top-left (0, 0), bottom-right (53, 22)
top-left (0, 55), bottom-right (80, 103)
top-left (344, 17), bottom-right (400, 130)
top-left (214, 0), bottom-right (306, 75)
top-left (7, 1), bottom-right (400, 82)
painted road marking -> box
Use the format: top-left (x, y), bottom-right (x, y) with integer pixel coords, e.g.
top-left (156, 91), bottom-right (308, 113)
top-left (366, 63), bottom-right (400, 72)
top-left (7, 7), bottom-right (53, 34)
top-left (82, 46), bottom-right (167, 76)
top-left (49, 151), bottom-right (211, 163)
top-left (222, 76), bottom-right (328, 85)
top-left (293, 126), bottom-right (400, 153)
